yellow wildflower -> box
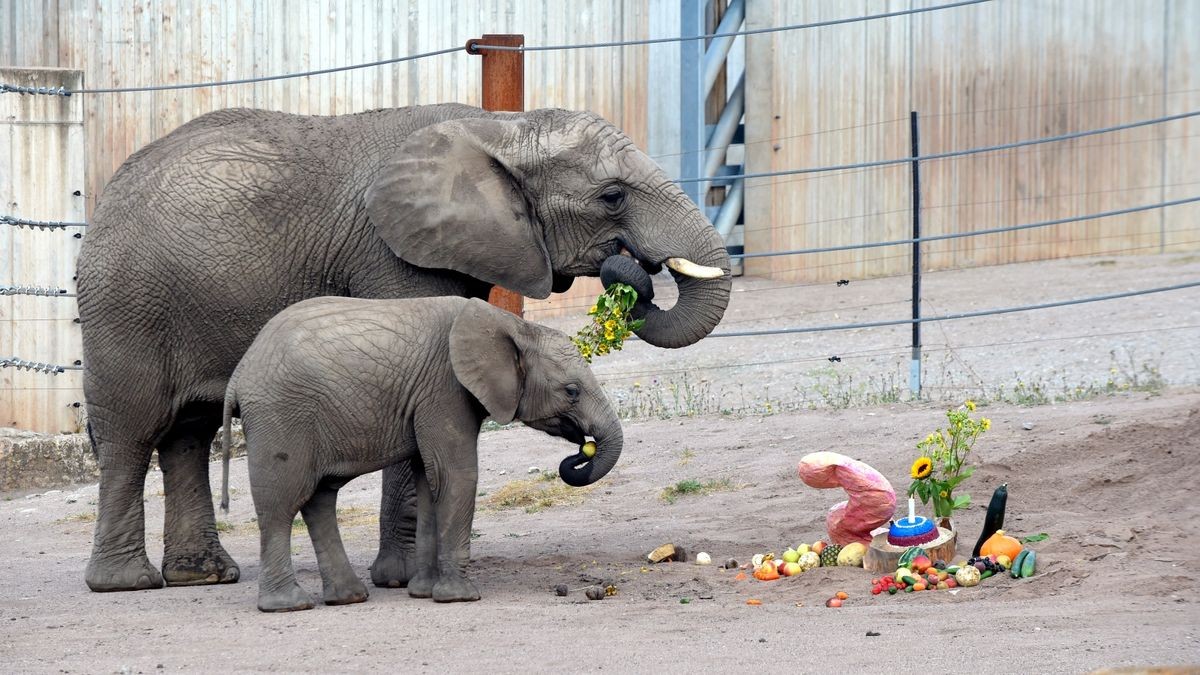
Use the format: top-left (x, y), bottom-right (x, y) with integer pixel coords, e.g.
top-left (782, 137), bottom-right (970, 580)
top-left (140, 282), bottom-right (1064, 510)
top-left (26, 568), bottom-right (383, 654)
top-left (597, 343), bottom-right (609, 355)
top-left (604, 329), bottom-right (615, 341)
top-left (588, 305), bottom-right (598, 315)
top-left (965, 399), bottom-right (976, 411)
top-left (604, 319), bottom-right (617, 331)
top-left (981, 418), bottom-right (991, 431)
top-left (939, 490), bottom-right (949, 498)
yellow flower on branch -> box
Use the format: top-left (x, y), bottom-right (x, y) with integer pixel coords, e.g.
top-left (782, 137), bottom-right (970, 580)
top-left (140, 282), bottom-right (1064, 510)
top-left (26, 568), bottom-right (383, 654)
top-left (965, 399), bottom-right (976, 411)
top-left (981, 418), bottom-right (991, 431)
top-left (939, 490), bottom-right (949, 498)
top-left (911, 456), bottom-right (933, 479)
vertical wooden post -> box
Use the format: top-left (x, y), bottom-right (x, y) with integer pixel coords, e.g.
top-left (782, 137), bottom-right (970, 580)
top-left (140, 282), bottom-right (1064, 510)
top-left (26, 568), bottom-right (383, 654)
top-left (467, 34), bottom-right (526, 317)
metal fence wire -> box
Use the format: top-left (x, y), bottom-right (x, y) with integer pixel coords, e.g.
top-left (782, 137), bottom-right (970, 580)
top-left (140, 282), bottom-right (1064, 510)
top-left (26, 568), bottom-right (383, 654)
top-left (3, 0), bottom-right (1197, 381)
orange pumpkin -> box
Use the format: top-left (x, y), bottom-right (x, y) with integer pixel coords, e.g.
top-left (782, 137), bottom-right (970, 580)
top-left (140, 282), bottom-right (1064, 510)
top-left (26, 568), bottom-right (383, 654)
top-left (980, 530), bottom-right (1023, 560)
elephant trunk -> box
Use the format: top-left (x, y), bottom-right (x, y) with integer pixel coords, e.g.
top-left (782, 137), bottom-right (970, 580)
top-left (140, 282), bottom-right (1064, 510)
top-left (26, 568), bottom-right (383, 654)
top-left (558, 403), bottom-right (623, 488)
top-left (627, 220), bottom-right (731, 349)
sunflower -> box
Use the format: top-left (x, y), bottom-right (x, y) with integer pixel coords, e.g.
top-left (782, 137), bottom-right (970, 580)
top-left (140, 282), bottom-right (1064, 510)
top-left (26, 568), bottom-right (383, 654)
top-left (911, 456), bottom-right (933, 479)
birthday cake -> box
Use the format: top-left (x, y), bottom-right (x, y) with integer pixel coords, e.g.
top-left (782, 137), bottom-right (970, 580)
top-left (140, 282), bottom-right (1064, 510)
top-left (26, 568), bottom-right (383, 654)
top-left (887, 515), bottom-right (939, 546)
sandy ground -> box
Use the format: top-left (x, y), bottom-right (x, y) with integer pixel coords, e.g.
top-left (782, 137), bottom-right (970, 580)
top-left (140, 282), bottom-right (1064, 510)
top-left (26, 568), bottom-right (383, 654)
top-left (3, 253), bottom-right (1200, 673)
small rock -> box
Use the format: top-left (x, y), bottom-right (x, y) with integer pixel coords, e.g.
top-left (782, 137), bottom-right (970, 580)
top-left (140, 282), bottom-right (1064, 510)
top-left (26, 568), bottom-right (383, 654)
top-left (43, 490), bottom-right (62, 496)
top-left (1022, 422), bottom-right (1034, 431)
top-left (724, 558), bottom-right (739, 569)
top-left (65, 494), bottom-right (80, 504)
top-left (527, 466), bottom-right (540, 474)
top-left (695, 552), bottom-right (712, 565)
top-left (498, 470), bottom-right (507, 475)
top-left (553, 584), bottom-right (569, 597)
top-left (584, 586), bottom-right (605, 601)
top-left (698, 592), bottom-right (713, 600)
top-left (866, 631), bottom-right (881, 637)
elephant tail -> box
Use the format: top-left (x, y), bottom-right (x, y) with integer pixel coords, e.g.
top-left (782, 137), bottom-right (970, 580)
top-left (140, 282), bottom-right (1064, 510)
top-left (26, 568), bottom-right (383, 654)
top-left (220, 388), bottom-right (237, 513)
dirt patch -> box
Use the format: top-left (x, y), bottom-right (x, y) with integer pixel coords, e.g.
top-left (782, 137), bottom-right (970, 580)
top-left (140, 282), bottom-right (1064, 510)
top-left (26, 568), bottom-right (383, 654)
top-left (4, 391), bottom-right (1199, 672)
top-left (3, 253), bottom-right (1199, 671)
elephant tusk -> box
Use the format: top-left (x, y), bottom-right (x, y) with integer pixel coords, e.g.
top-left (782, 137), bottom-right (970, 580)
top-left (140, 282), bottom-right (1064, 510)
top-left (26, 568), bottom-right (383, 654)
top-left (665, 257), bottom-right (724, 280)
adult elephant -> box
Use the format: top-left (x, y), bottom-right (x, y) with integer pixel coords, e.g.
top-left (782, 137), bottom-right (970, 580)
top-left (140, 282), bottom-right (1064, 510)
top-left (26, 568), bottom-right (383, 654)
top-left (76, 103), bottom-right (731, 592)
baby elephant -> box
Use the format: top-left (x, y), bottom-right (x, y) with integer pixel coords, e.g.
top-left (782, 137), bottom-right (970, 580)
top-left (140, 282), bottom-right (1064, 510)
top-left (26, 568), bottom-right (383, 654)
top-left (220, 296), bottom-right (622, 612)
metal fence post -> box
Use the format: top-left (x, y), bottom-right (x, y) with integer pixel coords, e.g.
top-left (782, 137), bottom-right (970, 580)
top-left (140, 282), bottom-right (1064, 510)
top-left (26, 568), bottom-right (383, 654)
top-left (679, 0), bottom-right (706, 207)
top-left (909, 111), bottom-right (922, 397)
top-left (468, 34), bottom-right (526, 317)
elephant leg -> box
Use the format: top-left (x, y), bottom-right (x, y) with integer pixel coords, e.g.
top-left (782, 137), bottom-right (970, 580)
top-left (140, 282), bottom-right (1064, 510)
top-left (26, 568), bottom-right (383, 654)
top-left (157, 404), bottom-right (239, 586)
top-left (424, 437), bottom-right (481, 603)
top-left (255, 507), bottom-right (313, 613)
top-left (405, 461), bottom-right (440, 599)
top-left (300, 485), bottom-right (368, 606)
top-left (369, 460), bottom-right (418, 588)
top-left (85, 429), bottom-right (162, 592)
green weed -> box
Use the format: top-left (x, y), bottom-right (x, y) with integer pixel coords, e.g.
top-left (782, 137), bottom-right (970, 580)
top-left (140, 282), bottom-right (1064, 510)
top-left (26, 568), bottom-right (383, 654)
top-left (660, 477), bottom-right (736, 504)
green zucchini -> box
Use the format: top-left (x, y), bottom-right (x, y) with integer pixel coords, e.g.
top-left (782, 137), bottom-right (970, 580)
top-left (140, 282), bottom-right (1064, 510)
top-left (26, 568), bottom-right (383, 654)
top-left (973, 483), bottom-right (1008, 558)
top-left (1011, 550), bottom-right (1028, 578)
top-left (980, 570), bottom-right (994, 580)
top-left (945, 565), bottom-right (960, 575)
top-left (1019, 550), bottom-right (1037, 578)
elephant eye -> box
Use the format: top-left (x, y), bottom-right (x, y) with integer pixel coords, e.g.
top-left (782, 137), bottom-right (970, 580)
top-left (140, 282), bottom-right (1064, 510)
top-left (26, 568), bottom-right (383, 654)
top-left (598, 186), bottom-right (625, 208)
top-left (565, 383), bottom-right (580, 400)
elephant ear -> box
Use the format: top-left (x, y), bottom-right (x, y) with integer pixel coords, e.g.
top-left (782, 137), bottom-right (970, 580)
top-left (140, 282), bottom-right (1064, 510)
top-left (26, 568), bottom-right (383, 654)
top-left (364, 117), bottom-right (553, 299)
top-left (449, 298), bottom-right (526, 425)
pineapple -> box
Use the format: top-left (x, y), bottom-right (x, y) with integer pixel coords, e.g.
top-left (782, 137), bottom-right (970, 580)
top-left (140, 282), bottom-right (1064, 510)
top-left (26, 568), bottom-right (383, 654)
top-left (820, 543), bottom-right (842, 567)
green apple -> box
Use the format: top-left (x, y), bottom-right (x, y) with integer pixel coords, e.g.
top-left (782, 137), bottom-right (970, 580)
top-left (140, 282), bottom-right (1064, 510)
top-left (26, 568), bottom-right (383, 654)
top-left (796, 544), bottom-right (810, 555)
top-left (782, 548), bottom-right (800, 564)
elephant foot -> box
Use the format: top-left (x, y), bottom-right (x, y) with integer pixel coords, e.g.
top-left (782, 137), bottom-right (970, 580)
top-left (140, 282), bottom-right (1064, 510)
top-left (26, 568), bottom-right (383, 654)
top-left (258, 582), bottom-right (315, 613)
top-left (369, 549), bottom-right (416, 588)
top-left (406, 566), bottom-right (437, 599)
top-left (323, 576), bottom-right (369, 606)
top-left (162, 542), bottom-right (240, 586)
top-left (432, 568), bottom-right (480, 603)
top-left (85, 551), bottom-right (165, 592)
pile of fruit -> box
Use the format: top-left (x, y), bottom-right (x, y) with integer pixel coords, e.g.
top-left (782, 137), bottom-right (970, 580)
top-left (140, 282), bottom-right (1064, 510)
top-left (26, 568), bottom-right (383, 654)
top-left (874, 545), bottom-right (1037, 596)
top-left (749, 540), bottom-right (867, 580)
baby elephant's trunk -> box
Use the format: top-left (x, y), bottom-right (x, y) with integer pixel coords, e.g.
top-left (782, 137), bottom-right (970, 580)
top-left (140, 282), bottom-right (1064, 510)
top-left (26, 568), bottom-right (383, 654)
top-left (558, 418), bottom-right (623, 488)
top-left (219, 389), bottom-right (237, 512)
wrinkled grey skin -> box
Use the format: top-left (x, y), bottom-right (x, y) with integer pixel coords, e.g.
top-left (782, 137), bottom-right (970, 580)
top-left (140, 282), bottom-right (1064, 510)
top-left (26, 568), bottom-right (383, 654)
top-left (76, 103), bottom-right (730, 593)
top-left (220, 297), bottom-right (620, 611)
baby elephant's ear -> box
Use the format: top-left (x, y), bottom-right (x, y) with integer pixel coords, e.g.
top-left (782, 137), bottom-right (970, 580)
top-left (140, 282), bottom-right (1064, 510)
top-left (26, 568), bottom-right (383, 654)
top-left (364, 117), bottom-right (554, 299)
top-left (449, 299), bottom-right (525, 425)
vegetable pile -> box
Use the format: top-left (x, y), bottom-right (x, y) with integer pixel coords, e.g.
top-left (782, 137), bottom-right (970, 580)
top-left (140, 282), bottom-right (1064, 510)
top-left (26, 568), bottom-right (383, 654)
top-left (871, 543), bottom-right (1039, 596)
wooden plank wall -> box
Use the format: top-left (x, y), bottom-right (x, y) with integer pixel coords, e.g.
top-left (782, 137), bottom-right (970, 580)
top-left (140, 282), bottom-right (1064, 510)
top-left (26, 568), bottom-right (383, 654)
top-left (0, 68), bottom-right (87, 433)
top-left (1, 0), bottom-right (652, 322)
top-left (744, 0), bottom-right (1200, 282)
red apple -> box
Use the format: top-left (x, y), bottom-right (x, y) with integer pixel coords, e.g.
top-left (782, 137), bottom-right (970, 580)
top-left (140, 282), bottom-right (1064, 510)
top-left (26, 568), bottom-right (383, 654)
top-left (779, 561), bottom-right (802, 577)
